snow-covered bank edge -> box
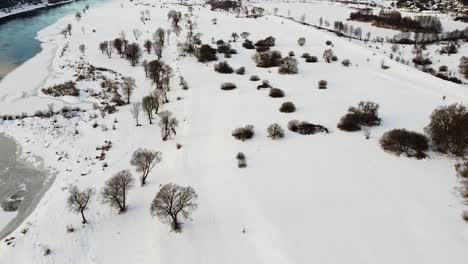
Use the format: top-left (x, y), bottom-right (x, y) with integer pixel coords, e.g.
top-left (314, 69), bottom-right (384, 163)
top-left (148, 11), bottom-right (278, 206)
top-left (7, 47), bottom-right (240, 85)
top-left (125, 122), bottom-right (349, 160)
top-left (0, 132), bottom-right (57, 240)
top-left (0, 0), bottom-right (74, 20)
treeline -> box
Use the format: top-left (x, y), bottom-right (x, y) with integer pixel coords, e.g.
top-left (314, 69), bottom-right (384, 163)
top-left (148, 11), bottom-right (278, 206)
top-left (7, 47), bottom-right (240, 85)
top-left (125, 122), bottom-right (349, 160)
top-left (350, 9), bottom-right (442, 34)
top-left (391, 27), bottom-right (468, 44)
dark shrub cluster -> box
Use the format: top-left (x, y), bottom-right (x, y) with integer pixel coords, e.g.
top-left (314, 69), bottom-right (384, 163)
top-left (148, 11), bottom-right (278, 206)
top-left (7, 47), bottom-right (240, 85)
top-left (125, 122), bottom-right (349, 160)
top-left (342, 59), bottom-right (351, 66)
top-left (278, 57), bottom-right (298, 74)
top-left (279, 102), bottom-right (296, 113)
top-left (214, 61), bottom-right (234, 73)
top-left (255, 36), bottom-right (275, 48)
top-left (236, 152), bottom-right (247, 168)
top-left (250, 75), bottom-right (260, 81)
top-left (42, 81), bottom-right (79, 97)
top-left (305, 56), bottom-right (318, 63)
top-left (256, 46), bottom-right (270, 52)
top-left (380, 129), bottom-right (429, 159)
top-left (288, 120), bottom-right (329, 135)
top-left (318, 80), bottom-right (327, 89)
top-left (197, 44), bottom-right (218, 62)
top-left (257, 80), bottom-right (271, 89)
top-left (424, 103), bottom-right (468, 156)
top-left (269, 88), bottom-right (285, 98)
top-left (220, 82), bottom-right (237, 90)
top-left (337, 101), bottom-right (381, 131)
top-left (253, 51), bottom-right (282, 68)
top-left (242, 40), bottom-right (255, 49)
top-left (301, 53), bottom-right (310, 58)
top-left (236, 67), bottom-right (245, 75)
top-left (412, 56), bottom-right (432, 66)
top-left (232, 125), bottom-right (255, 141)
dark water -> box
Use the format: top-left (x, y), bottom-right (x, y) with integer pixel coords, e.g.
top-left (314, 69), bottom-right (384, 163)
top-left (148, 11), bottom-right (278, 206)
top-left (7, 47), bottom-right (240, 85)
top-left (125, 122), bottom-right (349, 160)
top-left (0, 0), bottom-right (106, 79)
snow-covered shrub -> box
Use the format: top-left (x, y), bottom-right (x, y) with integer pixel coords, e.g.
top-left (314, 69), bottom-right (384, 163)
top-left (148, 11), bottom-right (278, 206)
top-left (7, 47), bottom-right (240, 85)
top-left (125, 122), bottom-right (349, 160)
top-left (269, 88), bottom-right (285, 98)
top-left (220, 82), bottom-right (237, 90)
top-left (439, 65), bottom-right (448, 72)
top-left (236, 152), bottom-right (247, 168)
top-left (337, 101), bottom-right (381, 131)
top-left (255, 36), bottom-right (275, 47)
top-left (257, 80), bottom-right (271, 89)
top-left (425, 103), bottom-right (468, 156)
top-left (196, 44), bottom-right (218, 62)
top-left (323, 49), bottom-right (334, 63)
top-left (236, 67), bottom-right (246, 75)
top-left (301, 52), bottom-right (310, 58)
top-left (318, 80), bottom-right (327, 89)
top-left (42, 81), bottom-right (79, 97)
top-left (288, 51), bottom-right (295, 57)
top-left (288, 120), bottom-right (329, 135)
top-left (331, 55), bottom-right (338, 62)
top-left (325, 40), bottom-right (332, 45)
top-left (278, 57), bottom-right (298, 74)
top-left (253, 51), bottom-right (282, 68)
top-left (232, 125), bottom-right (255, 141)
top-left (242, 40), bottom-right (255, 49)
top-left (297, 37), bottom-right (306, 46)
top-left (341, 59), bottom-right (351, 67)
top-left (279, 102), bottom-right (296, 113)
top-left (217, 43), bottom-right (231, 54)
top-left (214, 61), bottom-right (234, 73)
top-left (267, 123), bottom-right (285, 139)
top-left (379, 129), bottom-right (429, 159)
top-left (250, 75), bottom-right (260, 81)
top-left (305, 56), bottom-right (318, 63)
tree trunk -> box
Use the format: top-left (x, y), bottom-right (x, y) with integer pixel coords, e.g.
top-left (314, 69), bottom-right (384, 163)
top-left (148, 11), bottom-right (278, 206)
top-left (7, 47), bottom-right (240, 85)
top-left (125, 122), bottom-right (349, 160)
top-left (80, 209), bottom-right (87, 224)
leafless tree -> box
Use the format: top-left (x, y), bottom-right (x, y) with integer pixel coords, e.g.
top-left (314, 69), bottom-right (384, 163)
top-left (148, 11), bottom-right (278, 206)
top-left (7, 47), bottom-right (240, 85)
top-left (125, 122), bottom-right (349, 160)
top-left (130, 148), bottom-right (162, 186)
top-left (231, 32), bottom-right (239, 42)
top-left (154, 28), bottom-right (165, 47)
top-left (147, 60), bottom-right (172, 90)
top-left (142, 59), bottom-right (148, 77)
top-left (153, 41), bottom-right (164, 60)
top-left (142, 95), bottom-right (158, 124)
top-left (158, 111), bottom-right (178, 140)
top-left (79, 44), bottom-right (86, 55)
top-left (99, 41), bottom-right (107, 54)
top-left (130, 102), bottom-right (141, 126)
top-left (122, 77), bottom-right (136, 104)
top-left (150, 183), bottom-right (198, 231)
top-left (101, 170), bottom-right (135, 214)
top-left (106, 41), bottom-right (114, 58)
top-left (119, 30), bottom-right (126, 42)
top-left (125, 43), bottom-right (142, 66)
top-left (67, 24), bottom-right (72, 35)
top-left (133, 28), bottom-right (142, 40)
top-left (67, 185), bottom-right (95, 223)
top-left (240, 32), bottom-right (250, 40)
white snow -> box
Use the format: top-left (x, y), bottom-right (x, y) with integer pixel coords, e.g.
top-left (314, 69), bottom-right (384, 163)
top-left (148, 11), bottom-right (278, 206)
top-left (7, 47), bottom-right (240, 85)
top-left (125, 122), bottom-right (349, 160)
top-left (0, 0), bottom-right (467, 263)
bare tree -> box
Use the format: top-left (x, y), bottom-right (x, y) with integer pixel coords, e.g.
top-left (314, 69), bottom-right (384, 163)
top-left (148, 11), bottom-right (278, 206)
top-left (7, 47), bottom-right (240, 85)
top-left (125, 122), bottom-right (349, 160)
top-left (240, 32), bottom-right (250, 40)
top-left (158, 111), bottom-right (178, 140)
top-left (142, 59), bottom-right (148, 77)
top-left (101, 170), bottom-right (135, 214)
top-left (67, 24), bottom-right (73, 35)
top-left (122, 77), bottom-right (136, 104)
top-left (154, 28), bottom-right (165, 47)
top-left (231, 32), bottom-right (239, 42)
top-left (99, 41), bottom-right (107, 54)
top-left (67, 185), bottom-right (95, 224)
top-left (75, 12), bottom-right (82, 21)
top-left (130, 148), bottom-right (162, 186)
top-left (79, 44), bottom-right (86, 55)
top-left (142, 95), bottom-right (158, 124)
top-left (130, 102), bottom-right (141, 126)
top-left (125, 43), bottom-right (142, 66)
top-left (150, 183), bottom-right (198, 231)
top-left (113, 38), bottom-right (123, 56)
top-left (147, 60), bottom-right (173, 89)
top-left (106, 41), bottom-right (114, 58)
top-left (133, 28), bottom-right (142, 40)
top-left (153, 41), bottom-right (164, 60)
top-left (119, 30), bottom-right (126, 42)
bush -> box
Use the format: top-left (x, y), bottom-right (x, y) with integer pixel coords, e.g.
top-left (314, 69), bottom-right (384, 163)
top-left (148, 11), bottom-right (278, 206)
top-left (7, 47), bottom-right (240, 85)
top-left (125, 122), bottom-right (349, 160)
top-left (257, 80), bottom-right (271, 90)
top-left (242, 40), bottom-right (255, 49)
top-left (318, 80), bottom-right (327, 89)
top-left (305, 56), bottom-right (318, 63)
top-left (217, 43), bottom-right (231, 54)
top-left (197, 44), bottom-right (218, 62)
top-left (412, 56), bottom-right (432, 66)
top-left (250, 75), bottom-right (260, 81)
top-left (42, 81), bottom-right (79, 97)
top-left (220, 82), bottom-right (237, 90)
top-left (214, 61), bottom-right (234, 73)
top-left (331, 55), bottom-right (338, 62)
top-left (326, 40), bottom-right (332, 45)
top-left (424, 103), bottom-right (468, 156)
top-left (256, 46), bottom-right (270, 52)
top-left (253, 51), bottom-right (282, 68)
top-left (269, 88), bottom-right (285, 98)
top-left (278, 57), bottom-right (298, 74)
top-left (255, 36), bottom-right (275, 47)
top-left (288, 120), bottom-right (329, 135)
top-left (279, 102), bottom-right (296, 113)
top-left (297, 37), bottom-right (306, 46)
top-left (267, 123), bottom-right (285, 139)
top-left (232, 125), bottom-right (254, 141)
top-left (236, 67), bottom-right (245, 75)
top-left (323, 49), bottom-right (334, 63)
top-left (236, 152), bottom-right (247, 168)
top-left (301, 53), bottom-right (310, 58)
top-left (380, 129), bottom-right (429, 159)
top-left (288, 51), bottom-right (295, 57)
top-left (337, 101), bottom-right (381, 131)
top-left (439, 65), bottom-right (448, 72)
top-left (342, 59), bottom-right (351, 66)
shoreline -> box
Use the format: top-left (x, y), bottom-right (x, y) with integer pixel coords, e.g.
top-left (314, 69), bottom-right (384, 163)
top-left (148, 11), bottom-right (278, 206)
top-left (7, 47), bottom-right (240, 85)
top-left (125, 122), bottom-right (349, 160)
top-left (0, 133), bottom-right (57, 240)
top-left (0, 0), bottom-right (75, 21)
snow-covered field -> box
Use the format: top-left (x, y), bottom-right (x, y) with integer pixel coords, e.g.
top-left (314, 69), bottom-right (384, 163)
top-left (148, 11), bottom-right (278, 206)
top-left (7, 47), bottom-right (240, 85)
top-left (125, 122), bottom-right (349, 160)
top-left (0, 0), bottom-right (467, 263)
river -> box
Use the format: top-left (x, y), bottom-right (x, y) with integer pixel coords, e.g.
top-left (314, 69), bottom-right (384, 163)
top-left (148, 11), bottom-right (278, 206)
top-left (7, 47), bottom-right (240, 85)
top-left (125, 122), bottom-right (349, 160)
top-left (0, 0), bottom-right (107, 80)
